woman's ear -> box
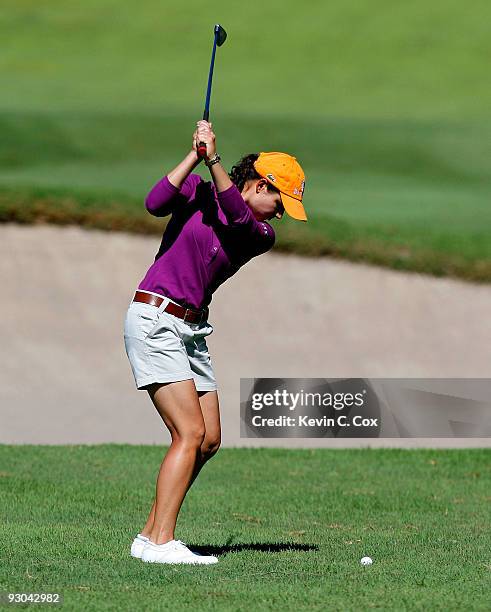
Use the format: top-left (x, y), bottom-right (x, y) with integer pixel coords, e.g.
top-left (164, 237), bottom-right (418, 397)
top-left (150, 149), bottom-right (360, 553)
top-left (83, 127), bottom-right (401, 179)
top-left (256, 178), bottom-right (269, 193)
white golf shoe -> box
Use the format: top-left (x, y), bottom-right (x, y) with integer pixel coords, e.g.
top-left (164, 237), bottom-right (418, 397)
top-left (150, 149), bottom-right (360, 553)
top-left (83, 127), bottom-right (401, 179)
top-left (141, 539), bottom-right (218, 565)
top-left (130, 534), bottom-right (150, 559)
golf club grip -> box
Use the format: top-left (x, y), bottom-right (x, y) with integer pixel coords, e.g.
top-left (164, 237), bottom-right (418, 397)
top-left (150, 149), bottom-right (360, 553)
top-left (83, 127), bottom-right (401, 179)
top-left (198, 110), bottom-right (210, 156)
top-left (197, 142), bottom-right (207, 158)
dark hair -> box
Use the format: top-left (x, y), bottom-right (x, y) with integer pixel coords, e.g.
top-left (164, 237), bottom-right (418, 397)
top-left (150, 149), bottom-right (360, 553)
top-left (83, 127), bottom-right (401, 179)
top-left (229, 153), bottom-right (278, 193)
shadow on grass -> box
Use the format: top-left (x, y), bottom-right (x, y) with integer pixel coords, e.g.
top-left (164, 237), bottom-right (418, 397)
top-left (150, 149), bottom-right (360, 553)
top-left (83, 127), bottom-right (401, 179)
top-left (192, 542), bottom-right (318, 556)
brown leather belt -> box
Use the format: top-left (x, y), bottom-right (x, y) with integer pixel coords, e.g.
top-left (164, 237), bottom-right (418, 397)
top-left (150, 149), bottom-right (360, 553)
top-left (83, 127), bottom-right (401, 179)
top-left (132, 290), bottom-right (208, 324)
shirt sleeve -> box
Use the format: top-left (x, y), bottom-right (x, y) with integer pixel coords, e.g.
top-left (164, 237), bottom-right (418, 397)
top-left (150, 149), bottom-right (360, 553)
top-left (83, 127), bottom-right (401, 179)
top-left (216, 183), bottom-right (276, 255)
top-left (145, 173), bottom-right (203, 217)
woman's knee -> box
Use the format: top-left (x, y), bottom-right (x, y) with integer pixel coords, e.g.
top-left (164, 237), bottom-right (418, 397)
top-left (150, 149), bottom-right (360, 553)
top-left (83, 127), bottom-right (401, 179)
top-left (201, 434), bottom-right (221, 461)
top-left (175, 425), bottom-right (206, 449)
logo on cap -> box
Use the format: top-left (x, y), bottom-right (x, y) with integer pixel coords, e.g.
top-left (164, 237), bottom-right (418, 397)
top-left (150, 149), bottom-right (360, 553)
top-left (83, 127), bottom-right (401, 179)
top-left (293, 180), bottom-right (305, 197)
top-left (266, 173), bottom-right (276, 183)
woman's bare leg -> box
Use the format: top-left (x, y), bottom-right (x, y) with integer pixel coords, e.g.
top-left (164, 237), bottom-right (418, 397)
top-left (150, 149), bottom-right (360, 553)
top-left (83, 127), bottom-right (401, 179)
top-left (140, 389), bottom-right (221, 538)
top-left (188, 389), bottom-right (222, 486)
top-left (143, 380), bottom-right (205, 545)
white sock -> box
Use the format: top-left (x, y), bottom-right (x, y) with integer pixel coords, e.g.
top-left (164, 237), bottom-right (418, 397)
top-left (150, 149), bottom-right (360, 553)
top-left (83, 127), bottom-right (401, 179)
top-left (137, 533), bottom-right (149, 541)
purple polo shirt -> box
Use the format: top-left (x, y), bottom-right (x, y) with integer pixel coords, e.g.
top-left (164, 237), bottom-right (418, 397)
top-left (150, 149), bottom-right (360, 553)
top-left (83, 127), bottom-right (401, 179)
top-left (137, 173), bottom-right (275, 310)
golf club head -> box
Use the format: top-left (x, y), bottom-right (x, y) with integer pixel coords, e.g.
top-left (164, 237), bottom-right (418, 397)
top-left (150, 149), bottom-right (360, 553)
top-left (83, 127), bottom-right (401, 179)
top-left (214, 24), bottom-right (227, 46)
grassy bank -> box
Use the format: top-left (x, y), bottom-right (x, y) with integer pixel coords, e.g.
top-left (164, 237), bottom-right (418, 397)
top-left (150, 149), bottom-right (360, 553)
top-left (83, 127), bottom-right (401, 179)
top-left (1, 1), bottom-right (490, 281)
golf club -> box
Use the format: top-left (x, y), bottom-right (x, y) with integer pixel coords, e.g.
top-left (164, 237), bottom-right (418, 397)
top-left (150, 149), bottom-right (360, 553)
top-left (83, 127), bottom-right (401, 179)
top-left (197, 24), bottom-right (227, 158)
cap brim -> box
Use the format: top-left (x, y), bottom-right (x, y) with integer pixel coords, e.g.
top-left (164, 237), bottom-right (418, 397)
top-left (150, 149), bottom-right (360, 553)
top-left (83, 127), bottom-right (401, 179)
top-left (280, 193), bottom-right (307, 222)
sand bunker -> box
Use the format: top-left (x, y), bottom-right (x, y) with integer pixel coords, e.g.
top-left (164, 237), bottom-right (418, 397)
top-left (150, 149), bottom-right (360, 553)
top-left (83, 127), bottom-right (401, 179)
top-left (1, 223), bottom-right (490, 447)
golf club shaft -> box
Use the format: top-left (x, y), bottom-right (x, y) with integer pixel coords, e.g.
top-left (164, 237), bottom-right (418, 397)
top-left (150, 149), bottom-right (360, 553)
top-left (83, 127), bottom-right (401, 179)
top-left (197, 34), bottom-right (219, 157)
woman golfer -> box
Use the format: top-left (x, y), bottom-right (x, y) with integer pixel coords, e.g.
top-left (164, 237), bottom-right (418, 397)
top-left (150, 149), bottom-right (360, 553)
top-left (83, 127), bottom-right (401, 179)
top-left (124, 120), bottom-right (307, 565)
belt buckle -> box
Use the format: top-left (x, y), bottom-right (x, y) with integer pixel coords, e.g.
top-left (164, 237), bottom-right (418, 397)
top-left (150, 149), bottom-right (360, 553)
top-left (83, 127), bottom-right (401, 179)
top-left (184, 307), bottom-right (204, 324)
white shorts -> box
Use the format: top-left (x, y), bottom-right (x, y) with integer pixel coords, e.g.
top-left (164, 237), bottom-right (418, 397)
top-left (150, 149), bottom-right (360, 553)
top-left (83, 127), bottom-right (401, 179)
top-left (123, 291), bottom-right (217, 392)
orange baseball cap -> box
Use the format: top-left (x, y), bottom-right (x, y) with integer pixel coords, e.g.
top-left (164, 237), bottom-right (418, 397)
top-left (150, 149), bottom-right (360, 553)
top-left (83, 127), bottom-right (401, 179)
top-left (254, 152), bottom-right (307, 221)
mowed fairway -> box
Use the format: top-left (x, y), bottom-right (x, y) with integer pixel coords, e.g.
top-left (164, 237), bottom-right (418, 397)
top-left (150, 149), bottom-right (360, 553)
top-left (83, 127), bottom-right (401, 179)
top-left (1, 446), bottom-right (490, 611)
top-left (1, 1), bottom-right (491, 280)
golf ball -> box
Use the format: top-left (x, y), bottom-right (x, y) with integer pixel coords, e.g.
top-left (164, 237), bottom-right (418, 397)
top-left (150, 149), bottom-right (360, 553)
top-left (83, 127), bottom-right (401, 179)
top-left (360, 556), bottom-right (373, 566)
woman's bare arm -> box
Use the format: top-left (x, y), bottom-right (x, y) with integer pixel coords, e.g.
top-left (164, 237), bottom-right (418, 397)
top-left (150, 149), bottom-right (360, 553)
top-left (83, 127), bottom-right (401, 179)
top-left (167, 150), bottom-right (202, 189)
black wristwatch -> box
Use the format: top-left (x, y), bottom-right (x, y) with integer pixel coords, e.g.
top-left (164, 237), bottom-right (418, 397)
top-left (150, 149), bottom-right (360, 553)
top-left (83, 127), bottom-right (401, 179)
top-left (205, 153), bottom-right (221, 167)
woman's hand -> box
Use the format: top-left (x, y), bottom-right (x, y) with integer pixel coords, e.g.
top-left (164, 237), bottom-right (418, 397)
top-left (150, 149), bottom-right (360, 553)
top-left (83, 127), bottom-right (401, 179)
top-left (193, 120), bottom-right (216, 159)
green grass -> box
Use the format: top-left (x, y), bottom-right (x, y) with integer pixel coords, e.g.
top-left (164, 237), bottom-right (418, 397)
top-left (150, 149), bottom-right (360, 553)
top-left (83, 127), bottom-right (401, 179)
top-left (1, 1), bottom-right (491, 280)
top-left (2, 0), bottom-right (490, 118)
top-left (1, 446), bottom-right (490, 611)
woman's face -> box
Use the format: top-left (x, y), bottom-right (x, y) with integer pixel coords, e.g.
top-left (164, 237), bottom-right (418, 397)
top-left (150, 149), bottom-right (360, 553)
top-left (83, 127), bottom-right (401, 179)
top-left (241, 179), bottom-right (285, 222)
